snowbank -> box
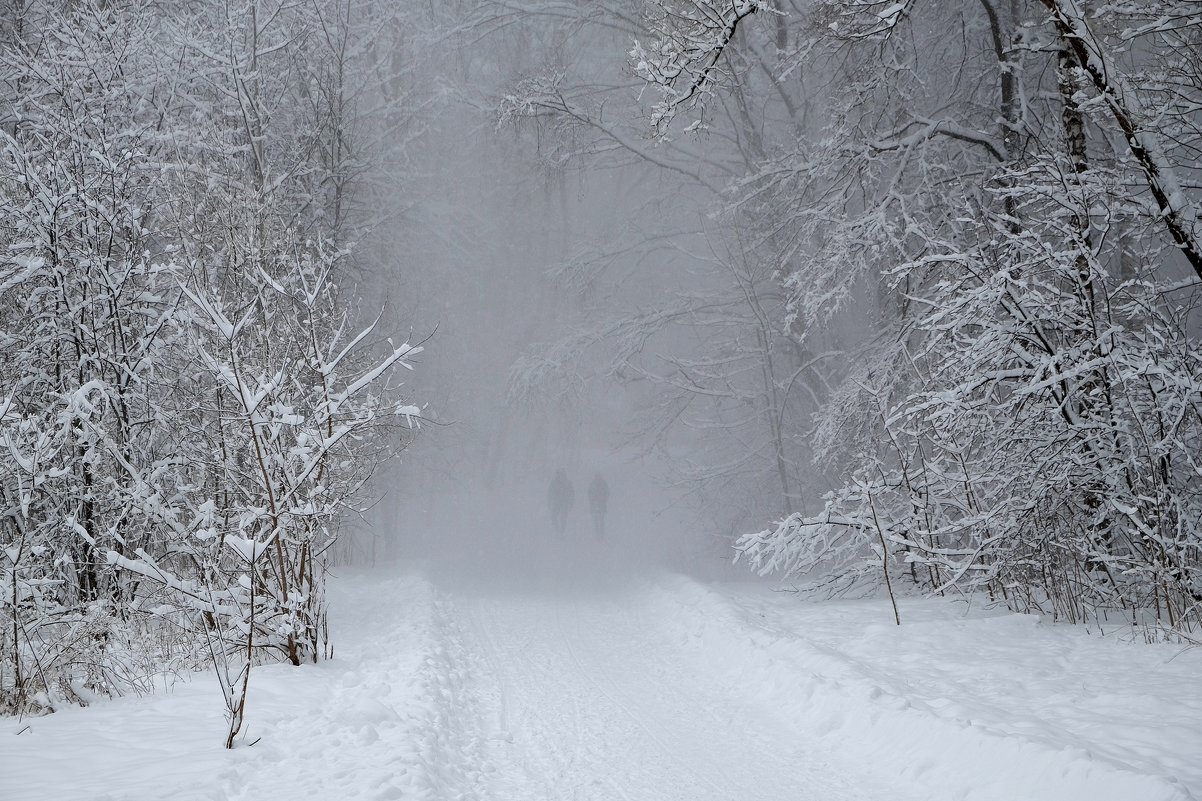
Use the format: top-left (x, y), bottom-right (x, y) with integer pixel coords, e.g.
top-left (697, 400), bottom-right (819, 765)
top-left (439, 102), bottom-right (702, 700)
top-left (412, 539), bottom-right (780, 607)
top-left (650, 575), bottom-right (1201, 801)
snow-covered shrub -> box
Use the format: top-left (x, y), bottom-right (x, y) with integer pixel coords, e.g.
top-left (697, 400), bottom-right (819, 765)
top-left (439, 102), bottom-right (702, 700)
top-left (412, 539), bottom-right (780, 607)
top-left (0, 0), bottom-right (423, 733)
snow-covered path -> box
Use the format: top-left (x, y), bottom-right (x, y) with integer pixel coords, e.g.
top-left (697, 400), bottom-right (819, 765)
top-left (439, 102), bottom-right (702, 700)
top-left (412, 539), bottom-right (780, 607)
top-left (455, 583), bottom-right (902, 801)
top-left (5, 566), bottom-right (1201, 801)
top-left (452, 572), bottom-right (1202, 801)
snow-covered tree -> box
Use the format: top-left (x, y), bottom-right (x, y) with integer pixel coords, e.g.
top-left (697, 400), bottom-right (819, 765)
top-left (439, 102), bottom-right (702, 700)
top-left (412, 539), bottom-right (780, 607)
top-left (632, 0), bottom-right (1202, 632)
top-left (0, 0), bottom-right (426, 736)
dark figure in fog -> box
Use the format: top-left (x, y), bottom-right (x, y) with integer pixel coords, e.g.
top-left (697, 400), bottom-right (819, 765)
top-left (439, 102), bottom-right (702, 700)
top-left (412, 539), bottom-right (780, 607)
top-left (548, 468), bottom-right (574, 536)
top-left (588, 473), bottom-right (609, 540)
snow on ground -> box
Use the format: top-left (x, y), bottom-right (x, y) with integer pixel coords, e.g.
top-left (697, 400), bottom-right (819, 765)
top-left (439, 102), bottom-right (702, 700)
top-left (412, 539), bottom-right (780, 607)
top-left (454, 572), bottom-right (914, 801)
top-left (5, 562), bottom-right (1201, 801)
top-left (651, 576), bottom-right (1202, 801)
top-left (2, 569), bottom-right (483, 801)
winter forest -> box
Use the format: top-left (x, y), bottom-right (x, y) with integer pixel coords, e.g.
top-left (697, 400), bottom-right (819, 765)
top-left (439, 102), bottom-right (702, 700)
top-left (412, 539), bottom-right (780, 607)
top-left (3, 2), bottom-right (1202, 800)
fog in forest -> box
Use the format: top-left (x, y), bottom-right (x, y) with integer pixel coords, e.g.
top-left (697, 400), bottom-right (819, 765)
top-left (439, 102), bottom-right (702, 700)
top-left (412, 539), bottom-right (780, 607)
top-left (358, 84), bottom-right (727, 582)
top-left (346, 9), bottom-right (798, 582)
top-left (5, 2), bottom-right (1202, 729)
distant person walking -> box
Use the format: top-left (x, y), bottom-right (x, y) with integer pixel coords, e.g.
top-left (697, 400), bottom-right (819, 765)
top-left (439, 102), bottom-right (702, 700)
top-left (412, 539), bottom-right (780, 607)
top-left (548, 468), bottom-right (574, 536)
top-left (588, 472), bottom-right (609, 540)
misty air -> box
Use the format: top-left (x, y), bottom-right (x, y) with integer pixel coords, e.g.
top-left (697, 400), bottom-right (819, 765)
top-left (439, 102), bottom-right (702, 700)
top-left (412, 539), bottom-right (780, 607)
top-left (3, 2), bottom-right (1201, 800)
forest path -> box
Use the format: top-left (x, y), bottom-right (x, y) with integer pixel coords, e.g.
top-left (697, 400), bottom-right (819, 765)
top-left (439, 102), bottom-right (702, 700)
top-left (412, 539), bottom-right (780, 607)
top-left (445, 571), bottom-right (910, 801)
top-left (5, 566), bottom-right (1198, 801)
top-left (437, 563), bottom-right (1199, 801)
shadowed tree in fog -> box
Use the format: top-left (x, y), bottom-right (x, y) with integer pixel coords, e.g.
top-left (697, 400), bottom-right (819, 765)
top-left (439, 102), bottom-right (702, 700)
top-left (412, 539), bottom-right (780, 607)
top-left (482, 0), bottom-right (834, 539)
top-left (413, 0), bottom-right (1202, 633)
top-left (632, 0), bottom-right (1202, 630)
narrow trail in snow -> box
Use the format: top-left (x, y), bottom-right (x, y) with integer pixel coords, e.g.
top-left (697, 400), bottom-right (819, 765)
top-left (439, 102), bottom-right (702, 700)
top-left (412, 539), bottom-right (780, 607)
top-left (446, 576), bottom-right (909, 801)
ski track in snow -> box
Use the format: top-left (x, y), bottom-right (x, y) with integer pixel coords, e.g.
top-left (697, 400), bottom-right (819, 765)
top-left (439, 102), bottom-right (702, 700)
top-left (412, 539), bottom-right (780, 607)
top-left (5, 566), bottom-right (1201, 801)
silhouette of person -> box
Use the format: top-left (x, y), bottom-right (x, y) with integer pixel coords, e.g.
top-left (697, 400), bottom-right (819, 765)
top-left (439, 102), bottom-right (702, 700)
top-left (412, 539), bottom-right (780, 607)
top-left (548, 468), bottom-right (574, 536)
top-left (588, 472), bottom-right (609, 540)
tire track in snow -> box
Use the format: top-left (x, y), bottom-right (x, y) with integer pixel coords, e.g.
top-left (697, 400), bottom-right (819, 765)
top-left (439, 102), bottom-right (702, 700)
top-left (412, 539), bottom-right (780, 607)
top-left (451, 581), bottom-right (900, 801)
top-left (462, 592), bottom-right (720, 799)
top-left (550, 599), bottom-right (738, 799)
top-left (557, 590), bottom-right (891, 801)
